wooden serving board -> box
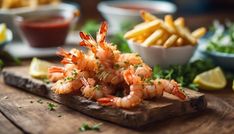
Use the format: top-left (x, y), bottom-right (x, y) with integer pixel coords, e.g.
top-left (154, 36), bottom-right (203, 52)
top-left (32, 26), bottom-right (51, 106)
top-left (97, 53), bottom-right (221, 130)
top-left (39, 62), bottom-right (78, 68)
top-left (2, 66), bottom-right (207, 128)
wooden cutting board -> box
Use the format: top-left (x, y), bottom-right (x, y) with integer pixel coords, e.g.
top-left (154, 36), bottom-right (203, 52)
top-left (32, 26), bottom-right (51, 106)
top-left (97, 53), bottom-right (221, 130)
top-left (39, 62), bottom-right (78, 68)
top-left (2, 66), bottom-right (207, 128)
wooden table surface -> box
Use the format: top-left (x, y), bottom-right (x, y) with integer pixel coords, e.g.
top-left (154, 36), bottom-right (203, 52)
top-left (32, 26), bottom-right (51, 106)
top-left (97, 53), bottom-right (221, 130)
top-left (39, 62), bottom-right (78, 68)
top-left (0, 63), bottom-right (234, 134)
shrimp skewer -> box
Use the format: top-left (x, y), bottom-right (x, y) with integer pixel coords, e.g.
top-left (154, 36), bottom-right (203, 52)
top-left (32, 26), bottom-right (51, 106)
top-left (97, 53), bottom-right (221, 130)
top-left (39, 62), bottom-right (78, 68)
top-left (98, 66), bottom-right (143, 108)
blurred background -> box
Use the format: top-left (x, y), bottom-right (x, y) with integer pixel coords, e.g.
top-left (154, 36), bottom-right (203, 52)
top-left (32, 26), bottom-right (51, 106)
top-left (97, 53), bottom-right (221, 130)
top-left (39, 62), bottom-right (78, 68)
top-left (65, 0), bottom-right (234, 29)
top-left (1, 0), bottom-right (234, 68)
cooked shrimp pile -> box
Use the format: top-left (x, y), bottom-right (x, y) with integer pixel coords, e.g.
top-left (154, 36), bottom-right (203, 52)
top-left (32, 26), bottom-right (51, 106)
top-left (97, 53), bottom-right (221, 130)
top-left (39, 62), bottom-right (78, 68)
top-left (48, 22), bottom-right (187, 109)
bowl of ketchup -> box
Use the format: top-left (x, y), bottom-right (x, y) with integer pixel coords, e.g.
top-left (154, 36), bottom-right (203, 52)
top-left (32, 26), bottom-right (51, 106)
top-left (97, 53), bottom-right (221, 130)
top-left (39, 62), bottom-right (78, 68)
top-left (14, 9), bottom-right (79, 48)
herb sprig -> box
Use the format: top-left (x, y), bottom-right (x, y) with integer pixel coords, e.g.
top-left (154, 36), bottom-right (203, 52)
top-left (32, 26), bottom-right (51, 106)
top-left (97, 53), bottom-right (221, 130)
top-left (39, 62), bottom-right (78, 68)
top-left (79, 123), bottom-right (102, 132)
top-left (47, 103), bottom-right (57, 111)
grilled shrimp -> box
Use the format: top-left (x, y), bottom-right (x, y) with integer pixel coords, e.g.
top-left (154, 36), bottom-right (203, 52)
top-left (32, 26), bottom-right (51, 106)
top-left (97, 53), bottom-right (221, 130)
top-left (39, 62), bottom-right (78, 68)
top-left (57, 48), bottom-right (98, 72)
top-left (96, 68), bottom-right (124, 85)
top-left (80, 77), bottom-right (115, 100)
top-left (51, 69), bottom-right (89, 94)
top-left (117, 53), bottom-right (143, 68)
top-left (134, 63), bottom-right (152, 79)
top-left (98, 66), bottom-right (143, 108)
top-left (80, 22), bottom-right (120, 68)
top-left (153, 79), bottom-right (186, 100)
top-left (142, 79), bottom-right (186, 100)
top-left (48, 64), bottom-right (77, 82)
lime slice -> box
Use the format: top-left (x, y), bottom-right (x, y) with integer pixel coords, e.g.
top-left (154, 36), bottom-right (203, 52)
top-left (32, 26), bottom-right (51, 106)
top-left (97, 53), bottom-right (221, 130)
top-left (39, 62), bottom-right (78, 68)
top-left (232, 80), bottom-right (234, 91)
top-left (193, 67), bottom-right (226, 90)
top-left (0, 23), bottom-right (7, 42)
top-left (29, 58), bottom-right (53, 79)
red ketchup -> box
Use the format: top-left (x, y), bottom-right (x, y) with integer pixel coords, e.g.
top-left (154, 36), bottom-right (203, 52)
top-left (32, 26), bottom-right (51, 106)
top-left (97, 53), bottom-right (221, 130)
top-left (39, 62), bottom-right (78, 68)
top-left (19, 16), bottom-right (70, 48)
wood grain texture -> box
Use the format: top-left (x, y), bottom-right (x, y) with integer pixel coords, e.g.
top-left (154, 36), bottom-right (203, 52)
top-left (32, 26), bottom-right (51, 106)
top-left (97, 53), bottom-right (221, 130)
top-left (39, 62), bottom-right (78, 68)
top-left (1, 79), bottom-right (234, 134)
top-left (0, 78), bottom-right (132, 134)
top-left (2, 66), bottom-right (207, 128)
top-left (0, 110), bottom-right (23, 134)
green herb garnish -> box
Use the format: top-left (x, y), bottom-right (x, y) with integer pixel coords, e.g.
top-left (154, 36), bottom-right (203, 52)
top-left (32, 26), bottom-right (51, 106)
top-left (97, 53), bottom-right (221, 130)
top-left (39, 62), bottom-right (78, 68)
top-left (153, 59), bottom-right (215, 90)
top-left (113, 64), bottom-right (120, 69)
top-left (94, 85), bottom-right (101, 90)
top-left (37, 99), bottom-right (43, 104)
top-left (81, 20), bottom-right (100, 38)
top-left (47, 103), bottom-right (56, 111)
top-left (42, 78), bottom-right (50, 84)
top-left (79, 123), bottom-right (102, 132)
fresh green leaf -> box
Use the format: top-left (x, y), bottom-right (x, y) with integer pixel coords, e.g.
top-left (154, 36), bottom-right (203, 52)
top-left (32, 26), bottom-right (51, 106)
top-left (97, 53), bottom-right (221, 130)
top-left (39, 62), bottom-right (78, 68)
top-left (81, 20), bottom-right (100, 38)
top-left (0, 59), bottom-right (4, 69)
top-left (79, 123), bottom-right (102, 132)
top-left (109, 33), bottom-right (131, 53)
top-left (0, 50), bottom-right (21, 68)
top-left (47, 103), bottom-right (56, 111)
top-left (37, 99), bottom-right (43, 104)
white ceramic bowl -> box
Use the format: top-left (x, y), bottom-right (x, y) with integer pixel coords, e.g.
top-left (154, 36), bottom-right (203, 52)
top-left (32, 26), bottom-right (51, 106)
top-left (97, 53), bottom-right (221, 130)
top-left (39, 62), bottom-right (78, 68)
top-left (98, 0), bottom-right (177, 33)
top-left (128, 40), bottom-right (196, 68)
top-left (0, 3), bottom-right (78, 41)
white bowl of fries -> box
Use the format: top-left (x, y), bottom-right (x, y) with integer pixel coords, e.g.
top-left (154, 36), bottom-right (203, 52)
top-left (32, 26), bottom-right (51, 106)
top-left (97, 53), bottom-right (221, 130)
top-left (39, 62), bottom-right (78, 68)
top-left (124, 11), bottom-right (207, 68)
top-left (98, 0), bottom-right (177, 33)
top-left (128, 40), bottom-right (196, 68)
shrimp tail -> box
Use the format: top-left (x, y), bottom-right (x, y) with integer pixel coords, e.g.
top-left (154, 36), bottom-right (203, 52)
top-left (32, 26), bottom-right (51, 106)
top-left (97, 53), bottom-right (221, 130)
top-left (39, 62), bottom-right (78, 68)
top-left (173, 90), bottom-right (187, 100)
top-left (48, 66), bottom-right (64, 73)
top-left (97, 95), bottom-right (114, 106)
top-left (123, 66), bottom-right (141, 85)
top-left (79, 32), bottom-right (97, 53)
top-left (97, 21), bottom-right (108, 47)
top-left (61, 58), bottom-right (71, 64)
top-left (169, 80), bottom-right (187, 100)
top-left (80, 76), bottom-right (89, 86)
top-left (56, 47), bottom-right (70, 58)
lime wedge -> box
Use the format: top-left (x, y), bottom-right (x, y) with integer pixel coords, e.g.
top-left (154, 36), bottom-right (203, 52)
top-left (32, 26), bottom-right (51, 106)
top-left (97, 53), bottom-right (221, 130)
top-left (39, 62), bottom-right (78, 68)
top-left (193, 67), bottom-right (226, 90)
top-left (29, 58), bottom-right (53, 79)
top-left (232, 80), bottom-right (234, 91)
top-left (0, 23), bottom-right (7, 43)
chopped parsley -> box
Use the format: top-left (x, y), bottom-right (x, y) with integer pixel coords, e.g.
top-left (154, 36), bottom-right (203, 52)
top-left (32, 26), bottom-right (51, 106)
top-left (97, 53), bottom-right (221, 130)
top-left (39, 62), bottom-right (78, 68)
top-left (37, 99), bottom-right (43, 104)
top-left (124, 61), bottom-right (129, 65)
top-left (157, 81), bottom-right (161, 85)
top-left (113, 64), bottom-right (120, 69)
top-left (79, 123), bottom-right (102, 132)
top-left (94, 85), bottom-right (101, 90)
top-left (64, 69), bottom-right (78, 82)
top-left (42, 78), bottom-right (50, 84)
top-left (47, 103), bottom-right (57, 111)
top-left (145, 78), bottom-right (153, 84)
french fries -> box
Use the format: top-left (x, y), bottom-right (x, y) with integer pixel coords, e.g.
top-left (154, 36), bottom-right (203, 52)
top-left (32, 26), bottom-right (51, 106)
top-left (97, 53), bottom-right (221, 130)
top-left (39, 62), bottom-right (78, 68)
top-left (192, 27), bottom-right (206, 39)
top-left (0, 0), bottom-right (60, 10)
top-left (124, 20), bottom-right (161, 39)
top-left (124, 10), bottom-right (206, 48)
top-left (142, 29), bottom-right (163, 46)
